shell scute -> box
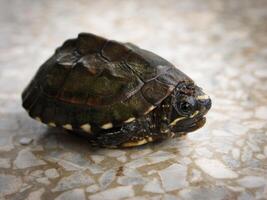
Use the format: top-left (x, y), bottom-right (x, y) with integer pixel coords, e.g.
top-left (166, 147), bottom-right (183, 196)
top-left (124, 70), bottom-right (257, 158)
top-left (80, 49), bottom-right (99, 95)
top-left (102, 40), bottom-right (131, 61)
top-left (77, 33), bottom-right (107, 55)
top-left (22, 33), bottom-right (189, 128)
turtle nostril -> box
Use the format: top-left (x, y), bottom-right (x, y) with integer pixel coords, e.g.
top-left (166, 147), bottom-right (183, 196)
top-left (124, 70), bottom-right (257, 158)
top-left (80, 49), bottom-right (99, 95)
top-left (198, 97), bottom-right (212, 114)
top-left (205, 98), bottom-right (212, 111)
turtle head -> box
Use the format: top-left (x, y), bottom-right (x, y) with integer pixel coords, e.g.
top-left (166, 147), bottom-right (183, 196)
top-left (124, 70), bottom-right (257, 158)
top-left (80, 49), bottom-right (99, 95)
top-left (169, 81), bottom-right (211, 133)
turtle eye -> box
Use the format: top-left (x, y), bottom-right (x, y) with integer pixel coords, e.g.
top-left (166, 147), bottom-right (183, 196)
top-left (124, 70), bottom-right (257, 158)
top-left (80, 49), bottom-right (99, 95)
top-left (179, 101), bottom-right (193, 116)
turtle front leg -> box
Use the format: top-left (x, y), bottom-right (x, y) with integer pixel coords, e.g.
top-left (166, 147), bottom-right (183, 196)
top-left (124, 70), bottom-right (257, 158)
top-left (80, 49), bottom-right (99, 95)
top-left (89, 118), bottom-right (161, 148)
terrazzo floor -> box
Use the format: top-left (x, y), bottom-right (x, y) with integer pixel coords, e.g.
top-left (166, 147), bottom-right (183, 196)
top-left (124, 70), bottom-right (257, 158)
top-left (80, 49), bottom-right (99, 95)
top-left (0, 0), bottom-right (267, 199)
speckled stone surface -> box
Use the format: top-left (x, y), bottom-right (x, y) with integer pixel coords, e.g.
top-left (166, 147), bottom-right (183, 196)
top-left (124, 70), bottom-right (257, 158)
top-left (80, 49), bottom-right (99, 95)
top-left (0, 0), bottom-right (267, 199)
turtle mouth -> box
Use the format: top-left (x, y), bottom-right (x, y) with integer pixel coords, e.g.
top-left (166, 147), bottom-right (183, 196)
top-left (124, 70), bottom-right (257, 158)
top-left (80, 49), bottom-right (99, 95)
top-left (171, 116), bottom-right (206, 133)
top-left (185, 117), bottom-right (206, 132)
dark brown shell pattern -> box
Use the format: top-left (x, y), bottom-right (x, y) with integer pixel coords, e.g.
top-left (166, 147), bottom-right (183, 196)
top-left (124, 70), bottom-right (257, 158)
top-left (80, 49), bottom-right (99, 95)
top-left (22, 33), bottom-right (191, 133)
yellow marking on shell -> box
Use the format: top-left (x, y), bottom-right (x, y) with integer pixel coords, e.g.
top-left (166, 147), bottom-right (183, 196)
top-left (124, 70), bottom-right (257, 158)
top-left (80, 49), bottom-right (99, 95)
top-left (170, 117), bottom-right (186, 126)
top-left (162, 129), bottom-right (169, 133)
top-left (122, 138), bottom-right (148, 147)
top-left (124, 117), bottom-right (136, 123)
top-left (81, 123), bottom-right (91, 133)
top-left (144, 106), bottom-right (156, 115)
top-left (170, 132), bottom-right (175, 137)
top-left (190, 110), bottom-right (199, 118)
top-left (147, 137), bottom-right (153, 142)
top-left (48, 122), bottom-right (56, 127)
top-left (62, 124), bottom-right (73, 130)
top-left (196, 95), bottom-right (210, 100)
top-left (101, 122), bottom-right (113, 129)
top-left (35, 117), bottom-right (42, 122)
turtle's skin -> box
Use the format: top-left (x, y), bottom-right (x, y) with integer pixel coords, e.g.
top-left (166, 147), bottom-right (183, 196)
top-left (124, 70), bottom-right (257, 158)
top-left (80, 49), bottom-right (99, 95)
top-left (22, 33), bottom-right (211, 148)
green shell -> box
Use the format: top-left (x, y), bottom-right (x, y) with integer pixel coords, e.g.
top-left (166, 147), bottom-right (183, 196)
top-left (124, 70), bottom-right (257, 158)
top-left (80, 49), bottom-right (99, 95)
top-left (22, 33), bottom-right (191, 131)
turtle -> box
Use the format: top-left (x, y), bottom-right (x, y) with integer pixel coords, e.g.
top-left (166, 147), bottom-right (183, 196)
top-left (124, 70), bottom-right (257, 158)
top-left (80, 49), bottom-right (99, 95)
top-left (22, 33), bottom-right (212, 148)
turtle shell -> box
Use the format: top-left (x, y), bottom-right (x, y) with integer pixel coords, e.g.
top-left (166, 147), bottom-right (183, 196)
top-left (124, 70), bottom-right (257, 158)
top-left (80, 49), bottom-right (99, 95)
top-left (22, 33), bottom-right (191, 132)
